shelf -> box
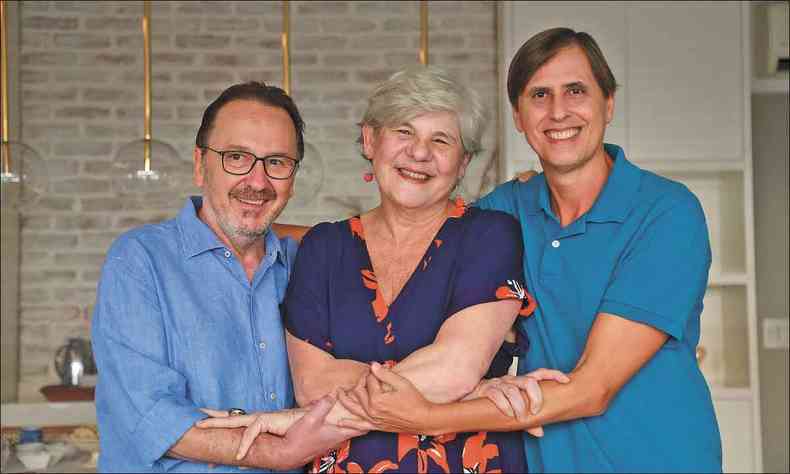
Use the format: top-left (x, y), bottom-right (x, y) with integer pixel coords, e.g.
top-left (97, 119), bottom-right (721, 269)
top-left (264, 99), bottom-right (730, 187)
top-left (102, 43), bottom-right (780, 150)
top-left (635, 159), bottom-right (745, 173)
top-left (710, 386), bottom-right (754, 401)
top-left (709, 273), bottom-right (749, 287)
top-left (698, 286), bottom-right (750, 388)
top-left (752, 77), bottom-right (790, 94)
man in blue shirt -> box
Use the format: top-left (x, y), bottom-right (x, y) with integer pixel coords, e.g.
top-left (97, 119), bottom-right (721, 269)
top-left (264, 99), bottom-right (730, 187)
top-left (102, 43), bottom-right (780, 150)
top-left (475, 27), bottom-right (722, 472)
top-left (92, 83), bottom-right (354, 472)
top-left (335, 27), bottom-right (722, 473)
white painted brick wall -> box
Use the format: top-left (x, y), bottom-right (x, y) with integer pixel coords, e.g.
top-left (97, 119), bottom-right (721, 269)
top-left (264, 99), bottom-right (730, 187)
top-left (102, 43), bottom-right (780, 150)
top-left (15, 0), bottom-right (498, 401)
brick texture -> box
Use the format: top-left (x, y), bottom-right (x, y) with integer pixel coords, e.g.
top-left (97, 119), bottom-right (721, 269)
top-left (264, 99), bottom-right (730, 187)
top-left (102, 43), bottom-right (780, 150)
top-left (14, 0), bottom-right (499, 401)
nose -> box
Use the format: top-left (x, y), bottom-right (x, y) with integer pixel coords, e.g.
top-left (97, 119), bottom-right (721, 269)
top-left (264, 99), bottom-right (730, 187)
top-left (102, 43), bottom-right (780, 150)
top-left (549, 94), bottom-right (569, 121)
top-left (246, 159), bottom-right (272, 188)
top-left (408, 137), bottom-right (431, 162)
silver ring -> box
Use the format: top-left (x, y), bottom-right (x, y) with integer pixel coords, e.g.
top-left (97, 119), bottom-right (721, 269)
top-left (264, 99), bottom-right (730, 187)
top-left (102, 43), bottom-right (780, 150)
top-left (228, 408), bottom-right (246, 416)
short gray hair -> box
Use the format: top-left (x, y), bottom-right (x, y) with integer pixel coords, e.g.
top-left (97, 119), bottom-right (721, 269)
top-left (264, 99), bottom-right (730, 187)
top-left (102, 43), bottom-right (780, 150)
top-left (358, 66), bottom-right (486, 158)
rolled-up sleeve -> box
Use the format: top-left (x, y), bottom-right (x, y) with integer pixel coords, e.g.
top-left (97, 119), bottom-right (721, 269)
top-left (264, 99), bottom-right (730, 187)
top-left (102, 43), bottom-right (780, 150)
top-left (92, 240), bottom-right (206, 468)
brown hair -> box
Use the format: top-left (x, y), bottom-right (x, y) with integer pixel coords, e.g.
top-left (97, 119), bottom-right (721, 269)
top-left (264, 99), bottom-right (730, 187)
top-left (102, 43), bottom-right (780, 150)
top-left (507, 27), bottom-right (617, 108)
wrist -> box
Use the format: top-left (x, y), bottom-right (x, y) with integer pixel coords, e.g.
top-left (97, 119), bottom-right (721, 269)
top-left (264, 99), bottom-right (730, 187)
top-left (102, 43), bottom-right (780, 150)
top-left (422, 401), bottom-right (445, 437)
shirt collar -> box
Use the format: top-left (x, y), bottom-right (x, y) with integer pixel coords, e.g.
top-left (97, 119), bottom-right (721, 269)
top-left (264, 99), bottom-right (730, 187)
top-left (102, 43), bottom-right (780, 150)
top-left (177, 196), bottom-right (287, 265)
top-left (529, 143), bottom-right (640, 223)
top-left (585, 143), bottom-right (641, 223)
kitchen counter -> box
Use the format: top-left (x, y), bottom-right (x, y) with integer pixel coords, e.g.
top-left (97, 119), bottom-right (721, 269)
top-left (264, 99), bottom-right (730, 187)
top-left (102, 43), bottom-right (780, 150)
top-left (2, 450), bottom-right (96, 473)
top-left (1, 402), bottom-right (96, 427)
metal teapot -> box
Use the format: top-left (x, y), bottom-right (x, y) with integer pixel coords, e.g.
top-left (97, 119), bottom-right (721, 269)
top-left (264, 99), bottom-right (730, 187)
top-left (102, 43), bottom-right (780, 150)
top-left (54, 338), bottom-right (96, 386)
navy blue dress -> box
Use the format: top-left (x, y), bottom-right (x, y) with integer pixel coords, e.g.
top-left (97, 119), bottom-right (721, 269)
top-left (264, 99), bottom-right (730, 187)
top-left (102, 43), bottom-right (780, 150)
top-left (284, 200), bottom-right (533, 473)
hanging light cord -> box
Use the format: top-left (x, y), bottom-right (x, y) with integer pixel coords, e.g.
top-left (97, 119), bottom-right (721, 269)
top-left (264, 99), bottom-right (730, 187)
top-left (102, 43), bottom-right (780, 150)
top-left (282, 0), bottom-right (291, 96)
top-left (419, 1), bottom-right (428, 65)
top-left (142, 0), bottom-right (152, 173)
top-left (1, 0), bottom-right (11, 175)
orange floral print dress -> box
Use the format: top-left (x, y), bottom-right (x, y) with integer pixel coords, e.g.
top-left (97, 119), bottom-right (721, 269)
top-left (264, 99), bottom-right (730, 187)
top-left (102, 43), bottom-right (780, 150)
top-left (283, 201), bottom-right (535, 473)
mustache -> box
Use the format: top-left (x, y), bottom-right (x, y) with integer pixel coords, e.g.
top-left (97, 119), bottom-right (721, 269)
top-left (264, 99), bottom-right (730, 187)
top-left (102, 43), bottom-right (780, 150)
top-left (229, 186), bottom-right (277, 202)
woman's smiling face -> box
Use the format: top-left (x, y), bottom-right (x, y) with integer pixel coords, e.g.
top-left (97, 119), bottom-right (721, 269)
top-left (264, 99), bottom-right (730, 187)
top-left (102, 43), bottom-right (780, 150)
top-left (362, 111), bottom-right (470, 211)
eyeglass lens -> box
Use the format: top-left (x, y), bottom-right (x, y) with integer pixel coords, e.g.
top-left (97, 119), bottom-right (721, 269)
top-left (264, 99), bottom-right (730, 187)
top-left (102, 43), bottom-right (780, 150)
top-left (222, 151), bottom-right (296, 179)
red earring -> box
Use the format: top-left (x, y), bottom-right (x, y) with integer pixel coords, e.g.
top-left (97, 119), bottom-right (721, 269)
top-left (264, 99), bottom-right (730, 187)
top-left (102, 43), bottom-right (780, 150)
top-left (363, 172), bottom-right (374, 182)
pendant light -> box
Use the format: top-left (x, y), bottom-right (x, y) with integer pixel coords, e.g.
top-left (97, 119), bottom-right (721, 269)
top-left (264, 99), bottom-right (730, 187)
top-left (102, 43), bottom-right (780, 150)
top-left (281, 0), bottom-right (325, 207)
top-left (0, 0), bottom-right (48, 211)
top-left (111, 0), bottom-right (182, 194)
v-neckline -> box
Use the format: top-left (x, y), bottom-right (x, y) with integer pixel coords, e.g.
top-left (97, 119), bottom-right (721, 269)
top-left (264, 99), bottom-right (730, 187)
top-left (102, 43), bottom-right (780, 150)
top-left (352, 197), bottom-right (468, 311)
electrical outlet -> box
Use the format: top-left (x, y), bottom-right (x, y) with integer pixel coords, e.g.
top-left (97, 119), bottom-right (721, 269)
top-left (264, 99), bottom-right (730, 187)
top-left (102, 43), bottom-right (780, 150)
top-left (762, 317), bottom-right (790, 350)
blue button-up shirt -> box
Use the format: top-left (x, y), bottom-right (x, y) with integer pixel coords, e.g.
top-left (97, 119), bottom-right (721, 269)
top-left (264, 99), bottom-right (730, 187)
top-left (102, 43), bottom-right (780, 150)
top-left (92, 197), bottom-right (297, 473)
top-left (477, 144), bottom-right (722, 472)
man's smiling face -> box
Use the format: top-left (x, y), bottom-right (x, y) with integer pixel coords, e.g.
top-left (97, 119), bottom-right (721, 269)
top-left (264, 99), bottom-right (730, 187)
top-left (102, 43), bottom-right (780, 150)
top-left (193, 100), bottom-right (297, 249)
top-left (512, 45), bottom-right (614, 174)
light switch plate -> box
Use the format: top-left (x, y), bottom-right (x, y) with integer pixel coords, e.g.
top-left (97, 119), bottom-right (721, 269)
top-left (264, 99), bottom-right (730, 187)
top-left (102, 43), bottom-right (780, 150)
top-left (762, 317), bottom-right (790, 350)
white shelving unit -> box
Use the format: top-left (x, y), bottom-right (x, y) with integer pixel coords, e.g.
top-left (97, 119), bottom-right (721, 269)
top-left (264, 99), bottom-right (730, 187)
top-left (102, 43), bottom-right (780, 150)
top-left (499, 2), bottom-right (762, 472)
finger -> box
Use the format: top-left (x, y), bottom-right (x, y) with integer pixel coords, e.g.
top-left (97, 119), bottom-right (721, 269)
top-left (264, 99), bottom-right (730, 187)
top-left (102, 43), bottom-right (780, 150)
top-left (484, 386), bottom-right (515, 417)
top-left (526, 368), bottom-right (570, 384)
top-left (237, 417), bottom-right (268, 460)
top-left (516, 170), bottom-right (537, 182)
top-left (199, 408), bottom-right (230, 418)
top-left (196, 414), bottom-right (255, 429)
top-left (337, 389), bottom-right (372, 422)
top-left (523, 377), bottom-right (543, 415)
top-left (502, 383), bottom-right (528, 420)
top-left (527, 426), bottom-right (544, 437)
top-left (369, 362), bottom-right (410, 392)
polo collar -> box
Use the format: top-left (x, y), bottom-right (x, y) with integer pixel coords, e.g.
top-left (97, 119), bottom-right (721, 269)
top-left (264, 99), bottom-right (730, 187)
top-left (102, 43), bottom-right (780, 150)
top-left (585, 143), bottom-right (641, 223)
top-left (531, 143), bottom-right (640, 223)
top-left (177, 196), bottom-right (287, 265)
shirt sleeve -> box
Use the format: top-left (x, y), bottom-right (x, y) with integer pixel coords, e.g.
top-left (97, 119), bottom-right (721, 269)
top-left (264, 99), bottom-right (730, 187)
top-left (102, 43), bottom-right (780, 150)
top-left (282, 223), bottom-right (334, 354)
top-left (474, 179), bottom-right (520, 218)
top-left (447, 210), bottom-right (533, 319)
top-left (599, 191), bottom-right (712, 341)
top-left (91, 238), bottom-right (206, 467)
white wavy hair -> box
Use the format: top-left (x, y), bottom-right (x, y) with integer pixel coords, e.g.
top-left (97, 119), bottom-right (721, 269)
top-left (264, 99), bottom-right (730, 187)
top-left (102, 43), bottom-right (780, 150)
top-left (357, 65), bottom-right (486, 158)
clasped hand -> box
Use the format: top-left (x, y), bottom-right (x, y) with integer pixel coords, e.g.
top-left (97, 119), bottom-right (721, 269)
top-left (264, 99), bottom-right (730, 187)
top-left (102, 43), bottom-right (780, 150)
top-left (333, 362), bottom-right (569, 437)
top-left (195, 395), bottom-right (363, 467)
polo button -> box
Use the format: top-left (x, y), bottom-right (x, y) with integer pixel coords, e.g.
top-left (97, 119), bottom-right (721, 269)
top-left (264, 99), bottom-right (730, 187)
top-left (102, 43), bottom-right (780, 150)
top-left (551, 240), bottom-right (560, 248)
top-left (270, 392), bottom-right (277, 401)
top-left (258, 341), bottom-right (266, 350)
top-left (224, 250), bottom-right (231, 258)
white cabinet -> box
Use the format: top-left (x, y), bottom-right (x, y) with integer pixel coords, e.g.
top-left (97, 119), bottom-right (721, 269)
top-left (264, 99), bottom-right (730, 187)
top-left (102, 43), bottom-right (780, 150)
top-left (499, 2), bottom-right (762, 472)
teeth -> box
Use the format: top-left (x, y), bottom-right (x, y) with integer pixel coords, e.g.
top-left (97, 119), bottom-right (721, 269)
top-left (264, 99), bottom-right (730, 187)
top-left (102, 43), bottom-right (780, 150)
top-left (399, 169), bottom-right (429, 180)
top-left (237, 198), bottom-right (265, 205)
top-left (546, 128), bottom-right (580, 140)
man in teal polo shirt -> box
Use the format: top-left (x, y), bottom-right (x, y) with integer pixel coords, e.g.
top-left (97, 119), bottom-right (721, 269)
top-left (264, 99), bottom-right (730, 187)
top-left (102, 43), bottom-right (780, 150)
top-left (473, 27), bottom-right (723, 472)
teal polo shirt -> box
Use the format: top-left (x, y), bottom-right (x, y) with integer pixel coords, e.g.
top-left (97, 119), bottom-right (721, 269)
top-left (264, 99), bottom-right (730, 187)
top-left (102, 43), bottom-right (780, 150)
top-left (477, 144), bottom-right (722, 473)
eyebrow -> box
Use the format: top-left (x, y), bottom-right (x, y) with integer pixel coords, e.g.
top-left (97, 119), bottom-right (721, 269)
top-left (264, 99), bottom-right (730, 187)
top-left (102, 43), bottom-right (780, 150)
top-left (527, 81), bottom-right (588, 95)
top-left (223, 145), bottom-right (295, 159)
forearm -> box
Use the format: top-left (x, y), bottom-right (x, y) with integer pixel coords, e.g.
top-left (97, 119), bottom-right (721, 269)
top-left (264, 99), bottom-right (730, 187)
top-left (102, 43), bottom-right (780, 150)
top-left (425, 371), bottom-right (604, 435)
top-left (393, 343), bottom-right (483, 403)
top-left (168, 427), bottom-right (294, 470)
top-left (294, 358), bottom-right (369, 406)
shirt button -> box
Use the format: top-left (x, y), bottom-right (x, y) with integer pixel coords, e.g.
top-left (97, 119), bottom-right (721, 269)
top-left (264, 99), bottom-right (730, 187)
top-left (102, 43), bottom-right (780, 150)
top-left (551, 240), bottom-right (560, 248)
top-left (224, 250), bottom-right (231, 258)
top-left (270, 392), bottom-right (277, 401)
top-left (258, 341), bottom-right (266, 350)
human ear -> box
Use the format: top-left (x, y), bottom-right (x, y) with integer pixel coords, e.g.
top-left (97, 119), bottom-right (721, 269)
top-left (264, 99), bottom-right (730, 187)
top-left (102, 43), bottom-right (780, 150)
top-left (193, 147), bottom-right (205, 188)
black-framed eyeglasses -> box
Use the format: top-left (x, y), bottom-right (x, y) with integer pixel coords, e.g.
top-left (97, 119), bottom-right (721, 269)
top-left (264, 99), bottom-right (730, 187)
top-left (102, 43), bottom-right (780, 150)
top-left (202, 145), bottom-right (300, 179)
